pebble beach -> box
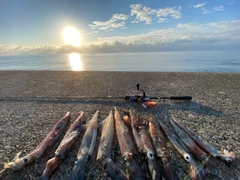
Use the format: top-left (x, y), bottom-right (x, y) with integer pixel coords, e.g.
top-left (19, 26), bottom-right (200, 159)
top-left (0, 71), bottom-right (239, 179)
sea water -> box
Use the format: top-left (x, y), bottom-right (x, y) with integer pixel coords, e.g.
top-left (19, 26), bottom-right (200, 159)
top-left (0, 51), bottom-right (239, 73)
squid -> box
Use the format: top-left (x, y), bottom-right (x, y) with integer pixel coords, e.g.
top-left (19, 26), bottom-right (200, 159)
top-left (169, 116), bottom-right (217, 175)
top-left (148, 116), bottom-right (178, 180)
top-left (157, 116), bottom-right (204, 180)
top-left (1, 112), bottom-right (71, 172)
top-left (171, 116), bottom-right (236, 164)
top-left (39, 111), bottom-right (84, 180)
top-left (114, 107), bottom-right (146, 180)
top-left (97, 110), bottom-right (127, 180)
top-left (125, 109), bottom-right (162, 180)
top-left (69, 110), bottom-right (99, 180)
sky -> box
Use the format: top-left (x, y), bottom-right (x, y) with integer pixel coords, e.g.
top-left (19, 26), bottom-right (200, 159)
top-left (0, 0), bottom-right (239, 55)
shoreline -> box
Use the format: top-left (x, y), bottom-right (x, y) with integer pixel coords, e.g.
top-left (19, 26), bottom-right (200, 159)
top-left (0, 70), bottom-right (240, 74)
top-left (0, 71), bottom-right (239, 179)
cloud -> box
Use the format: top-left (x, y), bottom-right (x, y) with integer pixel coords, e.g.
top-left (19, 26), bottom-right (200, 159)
top-left (130, 4), bottom-right (182, 24)
top-left (89, 3), bottom-right (182, 32)
top-left (1, 20), bottom-right (240, 54)
top-left (192, 2), bottom-right (210, 14)
top-left (193, 3), bottom-right (224, 14)
top-left (0, 45), bottom-right (31, 55)
top-left (176, 22), bottom-right (209, 32)
top-left (130, 4), bottom-right (156, 24)
top-left (193, 2), bottom-right (206, 8)
top-left (112, 14), bottom-right (128, 21)
top-left (84, 31), bottom-right (99, 35)
top-left (89, 13), bottom-right (128, 31)
top-left (229, 1), bottom-right (235, 5)
top-left (156, 7), bottom-right (182, 22)
top-left (201, 7), bottom-right (210, 14)
top-left (213, 6), bottom-right (224, 11)
top-left (157, 18), bottom-right (167, 23)
top-left (92, 20), bottom-right (240, 50)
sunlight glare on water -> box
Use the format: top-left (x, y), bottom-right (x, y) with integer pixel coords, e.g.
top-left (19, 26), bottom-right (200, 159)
top-left (68, 53), bottom-right (83, 71)
top-left (0, 51), bottom-right (239, 73)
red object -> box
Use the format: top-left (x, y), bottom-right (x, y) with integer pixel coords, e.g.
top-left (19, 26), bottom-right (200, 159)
top-left (142, 101), bottom-right (157, 108)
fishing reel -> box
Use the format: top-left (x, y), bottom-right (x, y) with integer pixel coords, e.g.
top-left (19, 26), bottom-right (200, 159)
top-left (125, 83), bottom-right (150, 102)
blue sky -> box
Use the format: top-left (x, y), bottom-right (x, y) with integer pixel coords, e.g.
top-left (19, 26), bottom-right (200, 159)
top-left (0, 0), bottom-right (239, 55)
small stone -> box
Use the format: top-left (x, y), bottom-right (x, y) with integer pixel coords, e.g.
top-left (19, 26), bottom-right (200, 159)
top-left (188, 114), bottom-right (195, 118)
top-left (4, 145), bottom-right (12, 150)
top-left (218, 91), bottom-right (226, 95)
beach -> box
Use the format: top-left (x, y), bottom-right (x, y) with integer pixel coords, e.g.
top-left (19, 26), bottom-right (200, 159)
top-left (0, 71), bottom-right (239, 179)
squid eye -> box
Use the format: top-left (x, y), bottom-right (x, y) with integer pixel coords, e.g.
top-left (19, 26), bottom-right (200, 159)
top-left (185, 155), bottom-right (191, 162)
top-left (22, 157), bottom-right (29, 163)
top-left (75, 159), bottom-right (80, 165)
top-left (226, 157), bottom-right (232, 163)
top-left (147, 152), bottom-right (154, 160)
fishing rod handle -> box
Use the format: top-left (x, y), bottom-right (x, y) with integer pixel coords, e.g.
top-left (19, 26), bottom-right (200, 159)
top-left (164, 96), bottom-right (192, 100)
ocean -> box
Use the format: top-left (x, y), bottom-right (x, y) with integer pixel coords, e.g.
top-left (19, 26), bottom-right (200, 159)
top-left (0, 51), bottom-right (239, 73)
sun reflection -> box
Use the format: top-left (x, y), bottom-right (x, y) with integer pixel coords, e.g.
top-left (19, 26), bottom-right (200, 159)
top-left (69, 53), bottom-right (83, 71)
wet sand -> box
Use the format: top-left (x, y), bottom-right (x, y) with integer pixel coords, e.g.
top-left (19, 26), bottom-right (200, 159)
top-left (0, 71), bottom-right (239, 179)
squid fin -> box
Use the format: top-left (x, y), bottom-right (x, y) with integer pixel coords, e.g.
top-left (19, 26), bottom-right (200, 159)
top-left (13, 152), bottom-right (21, 161)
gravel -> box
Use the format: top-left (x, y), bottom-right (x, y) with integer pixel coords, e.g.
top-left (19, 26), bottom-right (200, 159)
top-left (0, 71), bottom-right (239, 180)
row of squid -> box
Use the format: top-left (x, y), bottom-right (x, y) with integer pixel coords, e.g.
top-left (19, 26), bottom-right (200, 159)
top-left (1, 107), bottom-right (236, 180)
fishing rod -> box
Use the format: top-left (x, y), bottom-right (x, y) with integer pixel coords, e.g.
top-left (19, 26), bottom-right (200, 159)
top-left (124, 83), bottom-right (192, 102)
top-left (0, 83), bottom-right (192, 102)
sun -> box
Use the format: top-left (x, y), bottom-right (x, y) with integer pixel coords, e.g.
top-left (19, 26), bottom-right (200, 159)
top-left (63, 26), bottom-right (82, 46)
